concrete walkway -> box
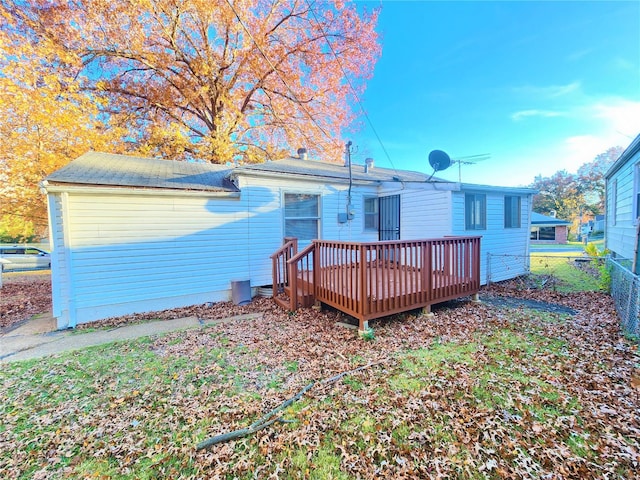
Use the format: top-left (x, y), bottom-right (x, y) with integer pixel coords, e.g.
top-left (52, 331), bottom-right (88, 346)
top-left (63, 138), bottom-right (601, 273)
top-left (0, 312), bottom-right (262, 363)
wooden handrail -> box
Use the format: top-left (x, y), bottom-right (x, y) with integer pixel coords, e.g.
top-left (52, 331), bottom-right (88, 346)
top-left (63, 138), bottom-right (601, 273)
top-left (287, 243), bottom-right (315, 265)
top-left (310, 236), bottom-right (481, 248)
top-left (270, 237), bottom-right (298, 260)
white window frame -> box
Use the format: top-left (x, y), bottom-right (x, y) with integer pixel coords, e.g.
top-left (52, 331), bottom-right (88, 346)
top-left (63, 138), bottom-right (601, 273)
top-left (504, 196), bottom-right (521, 229)
top-left (363, 196), bottom-right (379, 232)
top-left (283, 192), bottom-right (321, 241)
top-left (610, 179), bottom-right (617, 227)
top-left (634, 165), bottom-right (640, 225)
top-left (465, 193), bottom-right (486, 230)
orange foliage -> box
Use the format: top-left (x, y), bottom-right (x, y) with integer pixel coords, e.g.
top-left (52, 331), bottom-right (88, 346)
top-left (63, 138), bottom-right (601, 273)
top-left (0, 10), bottom-right (123, 236)
top-left (4, 0), bottom-right (380, 164)
top-left (0, 0), bottom-right (380, 235)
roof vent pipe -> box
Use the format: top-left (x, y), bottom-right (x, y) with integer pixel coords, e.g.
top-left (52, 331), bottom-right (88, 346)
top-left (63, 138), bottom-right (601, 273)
top-left (297, 148), bottom-right (308, 160)
top-left (364, 157), bottom-right (374, 173)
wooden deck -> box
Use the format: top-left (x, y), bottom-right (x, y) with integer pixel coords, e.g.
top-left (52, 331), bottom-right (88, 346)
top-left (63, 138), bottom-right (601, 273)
top-left (271, 237), bottom-right (481, 330)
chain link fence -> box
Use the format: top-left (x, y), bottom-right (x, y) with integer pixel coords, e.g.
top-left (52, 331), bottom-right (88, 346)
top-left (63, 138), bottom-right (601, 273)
top-left (608, 257), bottom-right (640, 342)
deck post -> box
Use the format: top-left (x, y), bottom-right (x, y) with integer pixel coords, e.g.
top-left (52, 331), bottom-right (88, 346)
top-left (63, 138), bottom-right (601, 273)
top-left (272, 256), bottom-right (278, 299)
top-left (424, 241), bottom-right (432, 303)
top-left (313, 240), bottom-right (320, 302)
top-left (359, 244), bottom-right (367, 321)
top-left (358, 320), bottom-right (369, 333)
top-left (288, 261), bottom-right (298, 311)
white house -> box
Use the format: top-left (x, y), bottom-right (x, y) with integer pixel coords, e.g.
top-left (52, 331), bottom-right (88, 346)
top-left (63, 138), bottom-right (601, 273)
top-left (605, 133), bottom-right (640, 270)
top-left (42, 151), bottom-right (535, 328)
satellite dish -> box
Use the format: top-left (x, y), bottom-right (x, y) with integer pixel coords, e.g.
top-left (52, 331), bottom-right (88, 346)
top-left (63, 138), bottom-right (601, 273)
top-left (428, 150), bottom-right (451, 172)
top-left (427, 150), bottom-right (451, 181)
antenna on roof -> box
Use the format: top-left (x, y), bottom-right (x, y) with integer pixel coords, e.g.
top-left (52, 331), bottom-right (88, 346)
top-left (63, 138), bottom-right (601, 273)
top-left (427, 150), bottom-right (451, 181)
top-left (451, 153), bottom-right (490, 182)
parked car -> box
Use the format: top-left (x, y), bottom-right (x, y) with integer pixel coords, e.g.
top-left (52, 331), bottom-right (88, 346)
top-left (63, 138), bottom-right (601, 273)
top-left (0, 246), bottom-right (51, 271)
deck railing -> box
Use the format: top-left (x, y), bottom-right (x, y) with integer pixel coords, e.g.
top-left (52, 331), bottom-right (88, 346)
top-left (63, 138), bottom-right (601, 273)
top-left (272, 236), bottom-right (481, 329)
top-left (287, 244), bottom-right (316, 310)
top-left (270, 237), bottom-right (298, 309)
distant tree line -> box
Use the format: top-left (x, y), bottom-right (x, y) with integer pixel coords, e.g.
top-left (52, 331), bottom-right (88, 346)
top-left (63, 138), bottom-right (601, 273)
top-left (530, 146), bottom-right (624, 234)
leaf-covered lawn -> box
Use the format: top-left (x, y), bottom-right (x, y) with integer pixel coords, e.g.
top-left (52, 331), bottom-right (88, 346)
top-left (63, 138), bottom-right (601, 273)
top-left (1, 293), bottom-right (639, 479)
top-left (0, 273), bottom-right (51, 330)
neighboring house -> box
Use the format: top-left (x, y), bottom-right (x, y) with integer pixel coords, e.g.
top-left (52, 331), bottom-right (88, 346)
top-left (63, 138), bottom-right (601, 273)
top-left (605, 133), bottom-right (640, 269)
top-left (530, 212), bottom-right (571, 244)
top-left (592, 214), bottom-right (605, 234)
top-left (42, 151), bottom-right (536, 328)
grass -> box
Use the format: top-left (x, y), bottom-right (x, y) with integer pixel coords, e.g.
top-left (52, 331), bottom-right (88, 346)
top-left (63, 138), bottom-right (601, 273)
top-left (0, 308), bottom-right (636, 478)
top-left (529, 252), bottom-right (604, 292)
top-left (529, 239), bottom-right (604, 251)
top-left (1, 337), bottom-right (261, 479)
top-left (2, 269), bottom-right (51, 277)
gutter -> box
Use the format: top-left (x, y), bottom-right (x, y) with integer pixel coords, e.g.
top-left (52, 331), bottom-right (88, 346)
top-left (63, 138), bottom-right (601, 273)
top-left (231, 169), bottom-right (457, 187)
top-left (459, 183), bottom-right (538, 195)
top-left (605, 134), bottom-right (640, 179)
top-left (40, 181), bottom-right (241, 198)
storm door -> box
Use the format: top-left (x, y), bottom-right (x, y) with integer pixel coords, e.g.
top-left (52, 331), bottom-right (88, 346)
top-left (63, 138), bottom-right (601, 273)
top-left (378, 195), bottom-right (400, 241)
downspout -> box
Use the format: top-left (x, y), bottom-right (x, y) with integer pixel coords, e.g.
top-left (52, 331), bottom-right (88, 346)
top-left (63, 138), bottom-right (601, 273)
top-left (345, 141), bottom-right (353, 219)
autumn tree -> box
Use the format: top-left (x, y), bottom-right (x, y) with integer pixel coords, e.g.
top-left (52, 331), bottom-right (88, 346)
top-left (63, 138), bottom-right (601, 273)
top-left (531, 147), bottom-right (624, 236)
top-left (3, 0), bottom-right (380, 164)
top-left (531, 170), bottom-right (585, 224)
top-left (577, 146), bottom-right (624, 212)
top-left (0, 10), bottom-right (123, 239)
top-left (0, 0), bottom-right (380, 238)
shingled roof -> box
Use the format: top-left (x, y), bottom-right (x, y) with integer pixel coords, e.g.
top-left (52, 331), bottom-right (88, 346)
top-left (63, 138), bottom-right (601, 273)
top-left (44, 152), bottom-right (238, 193)
top-left (234, 157), bottom-right (446, 183)
top-left (531, 212), bottom-right (571, 226)
top-left (44, 152), bottom-right (535, 193)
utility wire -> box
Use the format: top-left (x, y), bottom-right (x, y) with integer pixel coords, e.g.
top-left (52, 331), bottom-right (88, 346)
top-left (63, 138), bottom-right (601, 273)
top-left (223, 0), bottom-right (338, 150)
top-left (305, 0), bottom-right (401, 177)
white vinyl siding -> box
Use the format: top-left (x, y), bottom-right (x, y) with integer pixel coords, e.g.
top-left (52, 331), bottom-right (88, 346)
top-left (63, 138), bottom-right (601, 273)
top-left (47, 168), bottom-right (534, 327)
top-left (453, 190), bottom-right (532, 284)
top-left (49, 192), bottom-right (249, 327)
top-left (606, 151), bottom-right (640, 262)
top-left (634, 164), bottom-right (640, 224)
top-left (225, 174), bottom-right (380, 295)
top-left (394, 186), bottom-right (452, 239)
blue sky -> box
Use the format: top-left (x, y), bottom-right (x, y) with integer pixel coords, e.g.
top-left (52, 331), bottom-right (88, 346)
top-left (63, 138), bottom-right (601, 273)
top-left (350, 1), bottom-right (640, 186)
